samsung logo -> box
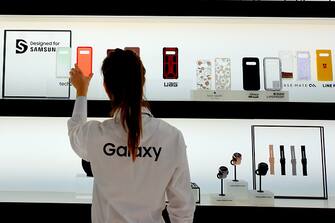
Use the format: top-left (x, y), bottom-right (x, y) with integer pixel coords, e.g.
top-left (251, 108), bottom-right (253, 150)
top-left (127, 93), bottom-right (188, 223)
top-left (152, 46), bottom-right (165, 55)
top-left (16, 39), bottom-right (28, 54)
top-left (30, 46), bottom-right (56, 52)
top-left (103, 143), bottom-right (162, 162)
top-left (16, 39), bottom-right (57, 54)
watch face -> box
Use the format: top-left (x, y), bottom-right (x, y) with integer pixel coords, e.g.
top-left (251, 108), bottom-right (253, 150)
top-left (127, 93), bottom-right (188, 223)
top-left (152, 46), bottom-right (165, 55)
top-left (256, 162), bottom-right (269, 176)
top-left (218, 166), bottom-right (229, 179)
top-left (231, 152), bottom-right (242, 165)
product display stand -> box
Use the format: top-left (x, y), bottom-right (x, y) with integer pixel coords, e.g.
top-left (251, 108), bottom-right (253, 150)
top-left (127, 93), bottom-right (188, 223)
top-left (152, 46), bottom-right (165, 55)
top-left (233, 165), bottom-right (238, 182)
top-left (220, 179), bottom-right (224, 196)
top-left (230, 152), bottom-right (242, 182)
top-left (213, 179), bottom-right (234, 202)
top-left (210, 166), bottom-right (233, 203)
top-left (249, 190), bottom-right (274, 206)
top-left (250, 162), bottom-right (274, 206)
top-left (224, 179), bottom-right (249, 200)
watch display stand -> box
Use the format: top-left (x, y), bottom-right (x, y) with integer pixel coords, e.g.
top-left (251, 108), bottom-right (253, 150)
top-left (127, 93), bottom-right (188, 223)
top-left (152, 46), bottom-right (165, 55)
top-left (249, 190), bottom-right (274, 206)
top-left (210, 166), bottom-right (234, 203)
top-left (224, 153), bottom-right (248, 200)
top-left (224, 179), bottom-right (249, 200)
top-left (249, 162), bottom-right (274, 206)
top-left (230, 152), bottom-right (242, 182)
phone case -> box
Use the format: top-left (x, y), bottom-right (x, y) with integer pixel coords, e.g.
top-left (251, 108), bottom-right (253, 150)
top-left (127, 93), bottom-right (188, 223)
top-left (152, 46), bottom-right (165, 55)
top-left (163, 47), bottom-right (178, 79)
top-left (107, 49), bottom-right (115, 55)
top-left (242, 57), bottom-right (260, 91)
top-left (56, 47), bottom-right (71, 78)
top-left (77, 46), bottom-right (93, 77)
top-left (263, 57), bottom-right (282, 91)
top-left (297, 51), bottom-right (311, 81)
top-left (279, 51), bottom-right (294, 78)
top-left (196, 59), bottom-right (212, 90)
top-left (215, 58), bottom-right (231, 90)
top-left (316, 49), bottom-right (333, 81)
top-left (124, 47), bottom-right (140, 56)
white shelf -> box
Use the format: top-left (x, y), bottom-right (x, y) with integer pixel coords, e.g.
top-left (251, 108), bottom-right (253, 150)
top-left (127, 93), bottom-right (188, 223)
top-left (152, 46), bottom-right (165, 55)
top-left (1, 191), bottom-right (334, 209)
top-left (190, 90), bottom-right (289, 102)
top-left (200, 193), bottom-right (335, 208)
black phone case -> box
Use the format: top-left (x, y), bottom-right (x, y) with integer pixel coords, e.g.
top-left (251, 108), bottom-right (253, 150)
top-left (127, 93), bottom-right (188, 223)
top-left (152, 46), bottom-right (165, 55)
top-left (242, 57), bottom-right (260, 91)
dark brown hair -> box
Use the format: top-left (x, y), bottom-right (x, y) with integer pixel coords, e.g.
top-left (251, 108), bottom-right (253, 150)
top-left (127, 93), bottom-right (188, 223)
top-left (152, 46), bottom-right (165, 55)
top-left (102, 48), bottom-right (146, 161)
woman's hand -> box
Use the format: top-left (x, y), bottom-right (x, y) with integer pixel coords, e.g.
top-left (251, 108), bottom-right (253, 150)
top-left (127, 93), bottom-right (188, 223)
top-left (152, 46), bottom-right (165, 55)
top-left (69, 64), bottom-right (93, 97)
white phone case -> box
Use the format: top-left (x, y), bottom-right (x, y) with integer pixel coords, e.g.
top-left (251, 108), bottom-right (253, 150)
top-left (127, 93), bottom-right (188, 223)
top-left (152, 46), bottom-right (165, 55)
top-left (215, 58), bottom-right (231, 90)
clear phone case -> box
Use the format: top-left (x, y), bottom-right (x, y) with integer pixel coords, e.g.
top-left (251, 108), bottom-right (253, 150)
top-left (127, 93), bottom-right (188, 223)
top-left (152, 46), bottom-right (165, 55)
top-left (263, 57), bottom-right (282, 91)
top-left (279, 51), bottom-right (293, 78)
top-left (297, 51), bottom-right (311, 81)
top-left (56, 47), bottom-right (71, 78)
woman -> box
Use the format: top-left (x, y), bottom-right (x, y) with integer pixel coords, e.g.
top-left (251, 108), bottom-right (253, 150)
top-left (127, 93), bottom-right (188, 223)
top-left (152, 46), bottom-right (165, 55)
top-left (68, 48), bottom-right (195, 223)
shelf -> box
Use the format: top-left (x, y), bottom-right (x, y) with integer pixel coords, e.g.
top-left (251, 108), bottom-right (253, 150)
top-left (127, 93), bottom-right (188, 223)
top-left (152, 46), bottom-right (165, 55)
top-left (1, 190), bottom-right (335, 209)
top-left (1, 99), bottom-right (335, 119)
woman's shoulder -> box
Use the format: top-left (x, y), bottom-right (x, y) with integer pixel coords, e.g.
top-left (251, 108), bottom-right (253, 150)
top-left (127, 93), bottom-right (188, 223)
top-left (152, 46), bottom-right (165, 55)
top-left (151, 117), bottom-right (183, 137)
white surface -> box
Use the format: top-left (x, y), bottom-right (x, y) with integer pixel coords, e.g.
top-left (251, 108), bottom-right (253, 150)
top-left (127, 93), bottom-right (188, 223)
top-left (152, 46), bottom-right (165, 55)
top-left (0, 117), bottom-right (335, 202)
top-left (3, 30), bottom-right (71, 98)
top-left (1, 190), bottom-right (334, 209)
top-left (190, 89), bottom-right (288, 101)
top-left (253, 126), bottom-right (325, 197)
top-left (249, 190), bottom-right (275, 206)
top-left (224, 179), bottom-right (249, 200)
top-left (202, 193), bottom-right (335, 208)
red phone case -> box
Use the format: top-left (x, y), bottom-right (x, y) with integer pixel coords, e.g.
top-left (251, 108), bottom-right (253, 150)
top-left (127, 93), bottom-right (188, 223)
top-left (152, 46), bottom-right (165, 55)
top-left (77, 46), bottom-right (92, 77)
top-left (124, 47), bottom-right (140, 56)
top-left (107, 49), bottom-right (115, 56)
top-left (163, 47), bottom-right (178, 79)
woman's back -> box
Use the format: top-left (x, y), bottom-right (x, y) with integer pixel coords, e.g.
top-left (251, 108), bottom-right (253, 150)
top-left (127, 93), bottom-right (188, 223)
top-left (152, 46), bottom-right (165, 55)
top-left (72, 110), bottom-right (193, 222)
top-left (68, 49), bottom-right (195, 223)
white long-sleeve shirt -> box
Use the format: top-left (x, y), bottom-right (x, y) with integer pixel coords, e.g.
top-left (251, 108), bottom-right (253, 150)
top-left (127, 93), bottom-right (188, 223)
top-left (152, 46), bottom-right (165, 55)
top-left (68, 96), bottom-right (195, 223)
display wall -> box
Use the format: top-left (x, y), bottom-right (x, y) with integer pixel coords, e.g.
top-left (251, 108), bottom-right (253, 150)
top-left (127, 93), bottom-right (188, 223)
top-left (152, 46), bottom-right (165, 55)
top-left (0, 9), bottom-right (335, 208)
top-left (0, 117), bottom-right (335, 205)
top-left (1, 16), bottom-right (335, 102)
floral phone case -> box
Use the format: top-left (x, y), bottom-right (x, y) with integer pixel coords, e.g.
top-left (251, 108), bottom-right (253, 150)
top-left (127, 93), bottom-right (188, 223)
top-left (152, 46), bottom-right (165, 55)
top-left (215, 58), bottom-right (231, 90)
top-left (196, 59), bottom-right (212, 90)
